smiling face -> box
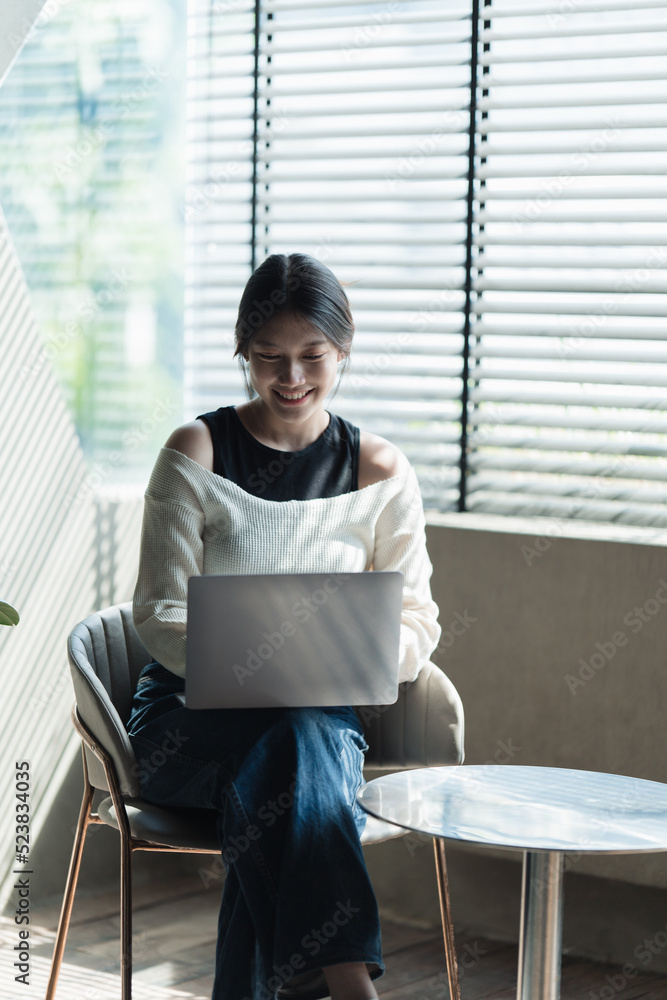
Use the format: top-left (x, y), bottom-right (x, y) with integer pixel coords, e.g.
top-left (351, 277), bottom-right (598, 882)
top-left (244, 312), bottom-right (346, 428)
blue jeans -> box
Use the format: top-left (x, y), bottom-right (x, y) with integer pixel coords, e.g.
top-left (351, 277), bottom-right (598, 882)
top-left (127, 663), bottom-right (384, 1000)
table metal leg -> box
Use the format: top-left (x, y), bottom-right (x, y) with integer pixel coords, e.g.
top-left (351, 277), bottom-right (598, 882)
top-left (517, 851), bottom-right (564, 1000)
top-left (433, 838), bottom-right (461, 1000)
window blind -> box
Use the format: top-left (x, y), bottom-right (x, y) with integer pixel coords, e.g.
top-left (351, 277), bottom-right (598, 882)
top-left (185, 0), bottom-right (667, 527)
top-left (469, 0), bottom-right (667, 525)
top-left (185, 0), bottom-right (474, 511)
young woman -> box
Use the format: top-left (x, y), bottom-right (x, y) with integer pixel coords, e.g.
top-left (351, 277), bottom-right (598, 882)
top-left (128, 253), bottom-right (442, 1000)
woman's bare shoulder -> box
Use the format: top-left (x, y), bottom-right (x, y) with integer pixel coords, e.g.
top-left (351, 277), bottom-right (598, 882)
top-left (164, 420), bottom-right (214, 472)
top-left (358, 430), bottom-right (410, 489)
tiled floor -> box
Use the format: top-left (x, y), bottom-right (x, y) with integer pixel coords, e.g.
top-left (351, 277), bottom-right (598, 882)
top-left (3, 873), bottom-right (667, 1000)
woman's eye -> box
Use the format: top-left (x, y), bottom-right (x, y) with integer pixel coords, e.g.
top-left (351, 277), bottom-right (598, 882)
top-left (256, 352), bottom-right (325, 361)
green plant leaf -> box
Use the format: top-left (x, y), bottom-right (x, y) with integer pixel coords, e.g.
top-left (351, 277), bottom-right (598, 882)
top-left (0, 602), bottom-right (20, 626)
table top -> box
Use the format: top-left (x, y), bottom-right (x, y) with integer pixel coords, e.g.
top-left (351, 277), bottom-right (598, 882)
top-left (357, 765), bottom-right (667, 854)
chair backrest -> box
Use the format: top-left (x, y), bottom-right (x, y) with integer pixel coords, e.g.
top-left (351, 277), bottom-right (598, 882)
top-left (68, 602), bottom-right (465, 798)
top-left (68, 603), bottom-right (152, 797)
top-left (360, 662), bottom-right (464, 771)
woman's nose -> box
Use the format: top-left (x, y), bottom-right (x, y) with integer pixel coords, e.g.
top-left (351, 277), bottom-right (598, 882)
top-left (279, 358), bottom-right (306, 385)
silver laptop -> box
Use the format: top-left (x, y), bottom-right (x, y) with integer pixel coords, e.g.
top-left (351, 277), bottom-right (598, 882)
top-left (184, 571), bottom-right (403, 709)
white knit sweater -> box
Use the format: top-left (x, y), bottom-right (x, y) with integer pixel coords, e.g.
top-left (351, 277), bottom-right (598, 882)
top-left (133, 446), bottom-right (441, 682)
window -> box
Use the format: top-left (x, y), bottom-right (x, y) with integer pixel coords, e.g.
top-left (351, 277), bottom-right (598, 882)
top-left (186, 0), bottom-right (667, 527)
top-left (0, 0), bottom-right (186, 483)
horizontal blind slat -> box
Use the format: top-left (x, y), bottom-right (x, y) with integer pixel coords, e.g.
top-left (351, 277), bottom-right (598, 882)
top-left (470, 385), bottom-right (667, 408)
top-left (481, 21), bottom-right (667, 42)
top-left (479, 43), bottom-right (667, 64)
top-left (472, 367), bottom-right (667, 388)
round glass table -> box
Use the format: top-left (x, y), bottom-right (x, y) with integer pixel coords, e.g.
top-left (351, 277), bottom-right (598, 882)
top-left (357, 765), bottom-right (667, 1000)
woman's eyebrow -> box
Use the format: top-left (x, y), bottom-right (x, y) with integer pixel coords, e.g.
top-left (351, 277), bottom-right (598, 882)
top-left (254, 339), bottom-right (328, 347)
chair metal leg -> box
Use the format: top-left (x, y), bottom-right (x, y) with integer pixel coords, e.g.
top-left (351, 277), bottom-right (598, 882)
top-left (62, 705), bottom-right (217, 1000)
top-left (45, 756), bottom-right (96, 1000)
top-left (120, 830), bottom-right (132, 1000)
top-left (433, 838), bottom-right (461, 1000)
top-left (103, 736), bottom-right (135, 1000)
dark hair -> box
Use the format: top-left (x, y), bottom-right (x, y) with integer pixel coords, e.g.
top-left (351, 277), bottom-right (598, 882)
top-left (233, 253), bottom-right (354, 397)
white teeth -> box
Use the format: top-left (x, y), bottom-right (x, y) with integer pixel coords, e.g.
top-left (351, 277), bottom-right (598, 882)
top-left (277, 390), bottom-right (310, 399)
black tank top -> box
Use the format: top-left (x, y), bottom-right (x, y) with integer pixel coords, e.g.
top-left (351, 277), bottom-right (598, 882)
top-left (196, 406), bottom-right (360, 500)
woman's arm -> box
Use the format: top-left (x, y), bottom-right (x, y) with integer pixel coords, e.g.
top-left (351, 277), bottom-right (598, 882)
top-left (361, 433), bottom-right (441, 684)
top-left (165, 419), bottom-right (214, 471)
top-left (132, 421), bottom-right (213, 677)
top-left (358, 429), bottom-right (409, 488)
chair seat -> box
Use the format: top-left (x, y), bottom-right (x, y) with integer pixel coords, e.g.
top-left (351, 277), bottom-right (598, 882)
top-left (98, 796), bottom-right (407, 849)
top-left (98, 796), bottom-right (220, 850)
